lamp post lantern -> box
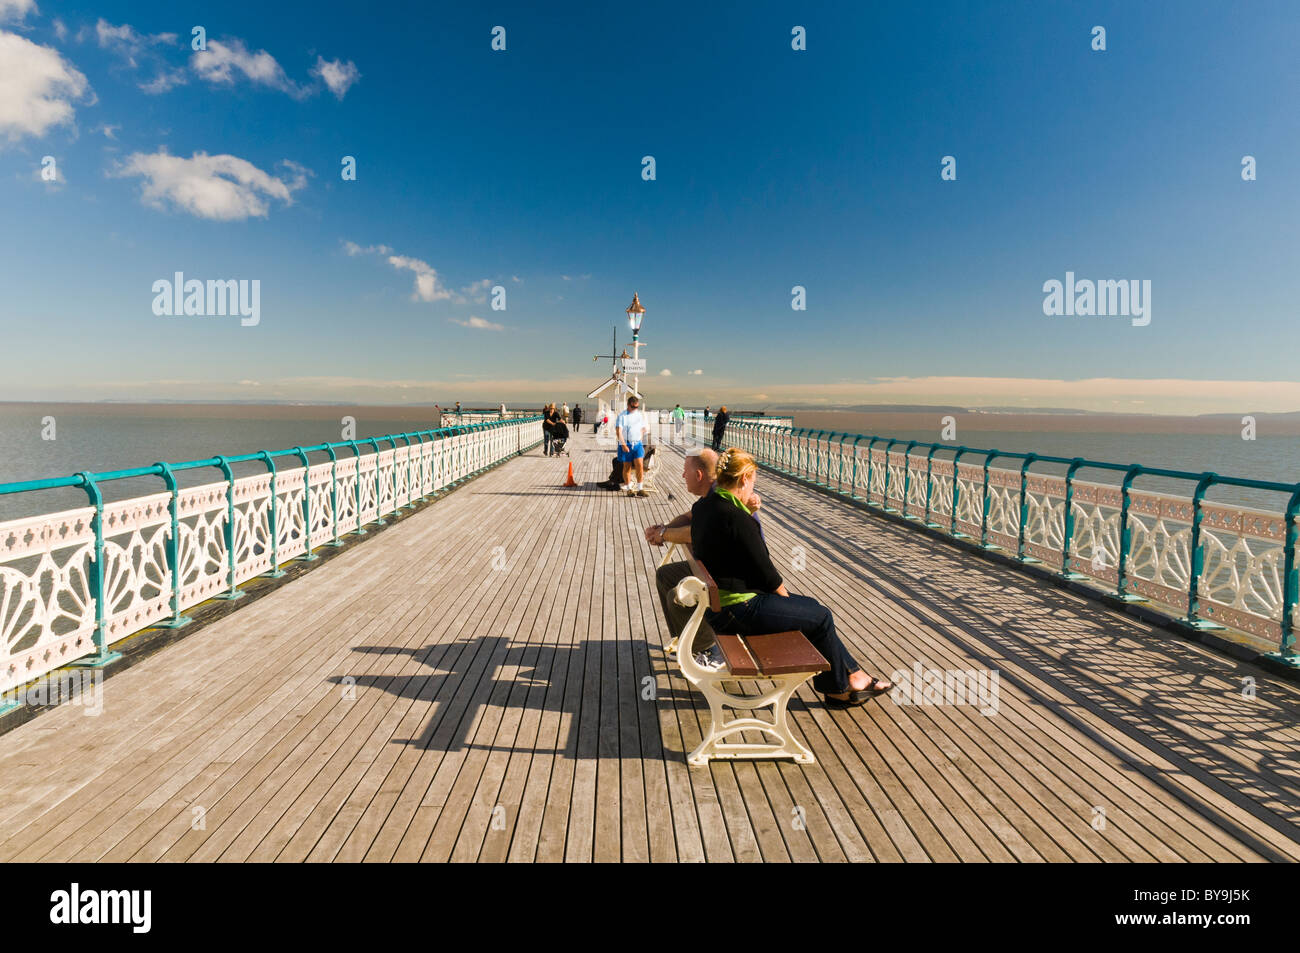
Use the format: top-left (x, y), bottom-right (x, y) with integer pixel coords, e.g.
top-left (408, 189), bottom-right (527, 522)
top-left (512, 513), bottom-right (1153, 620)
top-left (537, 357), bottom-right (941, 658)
top-left (626, 292), bottom-right (646, 402)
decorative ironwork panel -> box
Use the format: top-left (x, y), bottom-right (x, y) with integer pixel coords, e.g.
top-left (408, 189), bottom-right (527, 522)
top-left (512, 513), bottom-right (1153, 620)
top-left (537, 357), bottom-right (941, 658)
top-left (0, 508), bottom-right (97, 694)
top-left (100, 492), bottom-right (172, 642)
top-left (177, 481), bottom-right (230, 608)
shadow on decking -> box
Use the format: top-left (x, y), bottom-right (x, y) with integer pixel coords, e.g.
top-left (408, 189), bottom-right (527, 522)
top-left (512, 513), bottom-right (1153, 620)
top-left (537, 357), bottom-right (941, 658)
top-left (328, 636), bottom-right (701, 756)
top-left (763, 469), bottom-right (1300, 859)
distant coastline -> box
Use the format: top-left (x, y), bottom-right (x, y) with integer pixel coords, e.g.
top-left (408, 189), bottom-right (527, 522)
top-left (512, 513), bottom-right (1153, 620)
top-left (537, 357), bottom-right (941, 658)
top-left (782, 409), bottom-right (1300, 437)
top-left (4, 401), bottom-right (1296, 437)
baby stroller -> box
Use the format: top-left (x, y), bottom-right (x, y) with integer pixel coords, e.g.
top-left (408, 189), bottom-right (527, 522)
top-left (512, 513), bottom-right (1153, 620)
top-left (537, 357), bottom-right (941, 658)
top-left (550, 420), bottom-right (571, 456)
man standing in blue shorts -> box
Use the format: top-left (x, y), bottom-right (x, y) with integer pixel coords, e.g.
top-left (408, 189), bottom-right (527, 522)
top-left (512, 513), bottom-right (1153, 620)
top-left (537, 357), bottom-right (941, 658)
top-left (615, 395), bottom-right (649, 497)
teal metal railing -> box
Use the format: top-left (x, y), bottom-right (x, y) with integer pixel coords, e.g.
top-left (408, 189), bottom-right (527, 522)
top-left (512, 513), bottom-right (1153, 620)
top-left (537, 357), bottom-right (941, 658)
top-left (684, 415), bottom-right (1300, 668)
top-left (0, 417), bottom-right (543, 701)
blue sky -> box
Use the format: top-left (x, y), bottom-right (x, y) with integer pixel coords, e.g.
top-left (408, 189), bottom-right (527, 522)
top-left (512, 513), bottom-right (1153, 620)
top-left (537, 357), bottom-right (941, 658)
top-left (2, 0), bottom-right (1298, 413)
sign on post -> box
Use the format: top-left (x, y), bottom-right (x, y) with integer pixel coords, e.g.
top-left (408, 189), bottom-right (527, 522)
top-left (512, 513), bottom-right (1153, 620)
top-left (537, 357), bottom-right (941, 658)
top-left (622, 358), bottom-right (646, 375)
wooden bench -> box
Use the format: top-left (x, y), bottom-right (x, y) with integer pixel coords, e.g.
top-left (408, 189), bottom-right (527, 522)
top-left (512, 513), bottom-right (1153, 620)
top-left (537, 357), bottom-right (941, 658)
top-left (659, 544), bottom-right (830, 766)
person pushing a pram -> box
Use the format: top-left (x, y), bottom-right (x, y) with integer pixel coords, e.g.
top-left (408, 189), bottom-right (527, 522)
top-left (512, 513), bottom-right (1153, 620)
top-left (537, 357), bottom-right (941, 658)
top-left (550, 418), bottom-right (571, 456)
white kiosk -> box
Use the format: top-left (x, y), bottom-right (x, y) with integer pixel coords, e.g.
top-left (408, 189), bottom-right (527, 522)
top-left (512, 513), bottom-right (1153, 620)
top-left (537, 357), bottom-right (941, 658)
top-left (586, 370), bottom-right (641, 447)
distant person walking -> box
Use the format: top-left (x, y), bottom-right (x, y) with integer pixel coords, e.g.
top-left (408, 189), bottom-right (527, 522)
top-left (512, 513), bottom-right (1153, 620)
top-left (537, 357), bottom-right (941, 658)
top-left (572, 404), bottom-right (583, 429)
top-left (562, 401), bottom-right (570, 420)
top-left (711, 405), bottom-right (730, 451)
top-left (704, 406), bottom-right (711, 421)
top-left (671, 403), bottom-right (685, 442)
top-left (499, 402), bottom-right (506, 418)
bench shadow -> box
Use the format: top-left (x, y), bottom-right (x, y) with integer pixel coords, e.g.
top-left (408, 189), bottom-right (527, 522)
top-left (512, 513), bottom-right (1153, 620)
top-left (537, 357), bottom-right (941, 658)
top-left (329, 635), bottom-right (698, 757)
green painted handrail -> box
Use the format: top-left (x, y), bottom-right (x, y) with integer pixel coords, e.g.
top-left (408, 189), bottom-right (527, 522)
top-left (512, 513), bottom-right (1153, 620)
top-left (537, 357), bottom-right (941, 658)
top-left (950, 447), bottom-right (968, 536)
top-left (850, 436), bottom-right (864, 498)
top-left (924, 445), bottom-right (941, 526)
top-left (1016, 454), bottom-right (1037, 562)
top-left (73, 471), bottom-right (113, 664)
top-left (866, 436), bottom-right (880, 504)
top-left (727, 419), bottom-right (1300, 664)
top-left (1185, 472), bottom-right (1218, 626)
top-left (902, 440), bottom-right (919, 517)
top-left (154, 461), bottom-right (193, 625)
top-left (1061, 458), bottom-right (1087, 576)
top-left (979, 450), bottom-right (1001, 548)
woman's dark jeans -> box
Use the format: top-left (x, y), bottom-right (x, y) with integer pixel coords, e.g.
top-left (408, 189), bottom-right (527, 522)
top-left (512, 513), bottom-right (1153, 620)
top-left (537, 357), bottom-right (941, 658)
top-left (706, 593), bottom-right (858, 694)
top-left (543, 431), bottom-right (552, 455)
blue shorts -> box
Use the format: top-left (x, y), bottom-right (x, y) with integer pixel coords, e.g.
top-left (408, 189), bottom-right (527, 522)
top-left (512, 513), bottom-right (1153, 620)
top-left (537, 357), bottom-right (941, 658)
top-left (618, 441), bottom-right (645, 462)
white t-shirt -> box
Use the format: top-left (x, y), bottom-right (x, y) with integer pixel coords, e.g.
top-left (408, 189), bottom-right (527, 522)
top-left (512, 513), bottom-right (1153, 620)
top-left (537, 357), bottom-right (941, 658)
top-left (616, 409), bottom-right (646, 445)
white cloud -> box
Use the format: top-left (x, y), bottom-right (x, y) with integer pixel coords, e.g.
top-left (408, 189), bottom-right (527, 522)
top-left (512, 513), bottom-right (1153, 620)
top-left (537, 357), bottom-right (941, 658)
top-left (342, 240), bottom-right (392, 256)
top-left (689, 369), bottom-right (703, 375)
top-left (310, 56), bottom-right (360, 99)
top-left (140, 67), bottom-right (187, 94)
top-left (388, 254), bottom-right (452, 302)
top-left (0, 0), bottom-right (36, 25)
top-left (52, 18), bottom-right (65, 40)
top-left (752, 393), bottom-right (769, 400)
top-left (94, 20), bottom-right (185, 92)
top-left (658, 368), bottom-right (672, 376)
top-left (452, 316), bottom-right (504, 331)
top-left (347, 241), bottom-right (489, 306)
top-left (191, 37), bottom-right (309, 99)
top-left (458, 277), bottom-right (491, 303)
top-left (94, 122), bottom-right (119, 139)
top-left (95, 19), bottom-right (177, 68)
top-left (0, 31), bottom-right (92, 143)
top-left (112, 149), bottom-right (306, 220)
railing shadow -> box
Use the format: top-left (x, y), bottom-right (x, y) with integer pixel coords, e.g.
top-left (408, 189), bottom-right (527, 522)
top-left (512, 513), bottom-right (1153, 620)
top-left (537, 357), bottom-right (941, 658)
top-left (758, 466), bottom-right (1300, 857)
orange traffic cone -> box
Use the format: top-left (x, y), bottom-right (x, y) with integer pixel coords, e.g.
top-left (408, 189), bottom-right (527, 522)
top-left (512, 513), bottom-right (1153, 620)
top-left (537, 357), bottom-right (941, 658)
top-left (563, 461), bottom-right (578, 487)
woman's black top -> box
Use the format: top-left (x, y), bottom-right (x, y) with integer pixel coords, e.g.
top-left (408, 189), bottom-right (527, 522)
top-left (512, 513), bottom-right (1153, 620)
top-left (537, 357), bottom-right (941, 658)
top-left (690, 489), bottom-right (782, 596)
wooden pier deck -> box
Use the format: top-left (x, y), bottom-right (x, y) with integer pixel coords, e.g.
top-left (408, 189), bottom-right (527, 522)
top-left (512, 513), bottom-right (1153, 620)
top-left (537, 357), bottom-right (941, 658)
top-left (2, 429), bottom-right (1299, 862)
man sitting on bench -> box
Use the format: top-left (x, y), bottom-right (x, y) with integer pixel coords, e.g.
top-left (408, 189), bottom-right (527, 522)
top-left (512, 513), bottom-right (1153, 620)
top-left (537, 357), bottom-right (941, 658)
top-left (645, 448), bottom-right (722, 667)
top-left (645, 447), bottom-right (763, 549)
top-left (644, 448), bottom-right (720, 549)
top-left (690, 447), bottom-right (892, 708)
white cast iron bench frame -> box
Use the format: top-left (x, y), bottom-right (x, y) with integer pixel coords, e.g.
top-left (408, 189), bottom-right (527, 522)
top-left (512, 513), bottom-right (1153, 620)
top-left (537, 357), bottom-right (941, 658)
top-left (657, 542), bottom-right (830, 767)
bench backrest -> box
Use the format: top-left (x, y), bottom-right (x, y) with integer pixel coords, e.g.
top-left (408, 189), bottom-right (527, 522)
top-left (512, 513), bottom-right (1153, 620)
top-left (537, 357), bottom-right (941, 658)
top-left (685, 551), bottom-right (722, 613)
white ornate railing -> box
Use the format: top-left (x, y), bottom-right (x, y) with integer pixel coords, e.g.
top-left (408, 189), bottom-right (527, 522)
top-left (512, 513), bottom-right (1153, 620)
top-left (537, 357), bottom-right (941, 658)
top-left (0, 418), bottom-right (542, 697)
top-left (683, 416), bottom-right (1300, 665)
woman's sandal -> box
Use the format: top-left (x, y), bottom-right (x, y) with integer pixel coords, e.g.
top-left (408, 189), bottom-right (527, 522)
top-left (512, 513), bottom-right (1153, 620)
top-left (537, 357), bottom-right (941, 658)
top-left (823, 677), bottom-right (893, 709)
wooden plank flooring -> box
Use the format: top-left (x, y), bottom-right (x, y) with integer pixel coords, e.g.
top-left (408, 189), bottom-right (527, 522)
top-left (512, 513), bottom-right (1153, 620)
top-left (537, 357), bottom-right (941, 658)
top-left (2, 428), bottom-right (1299, 862)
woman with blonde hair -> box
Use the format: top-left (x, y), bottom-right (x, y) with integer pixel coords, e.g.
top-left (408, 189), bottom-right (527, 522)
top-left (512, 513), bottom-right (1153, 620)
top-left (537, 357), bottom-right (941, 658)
top-left (689, 447), bottom-right (892, 707)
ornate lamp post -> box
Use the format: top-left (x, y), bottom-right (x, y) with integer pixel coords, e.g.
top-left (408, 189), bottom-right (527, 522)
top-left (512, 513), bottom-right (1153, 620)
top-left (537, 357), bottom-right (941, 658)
top-left (626, 292), bottom-right (646, 402)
